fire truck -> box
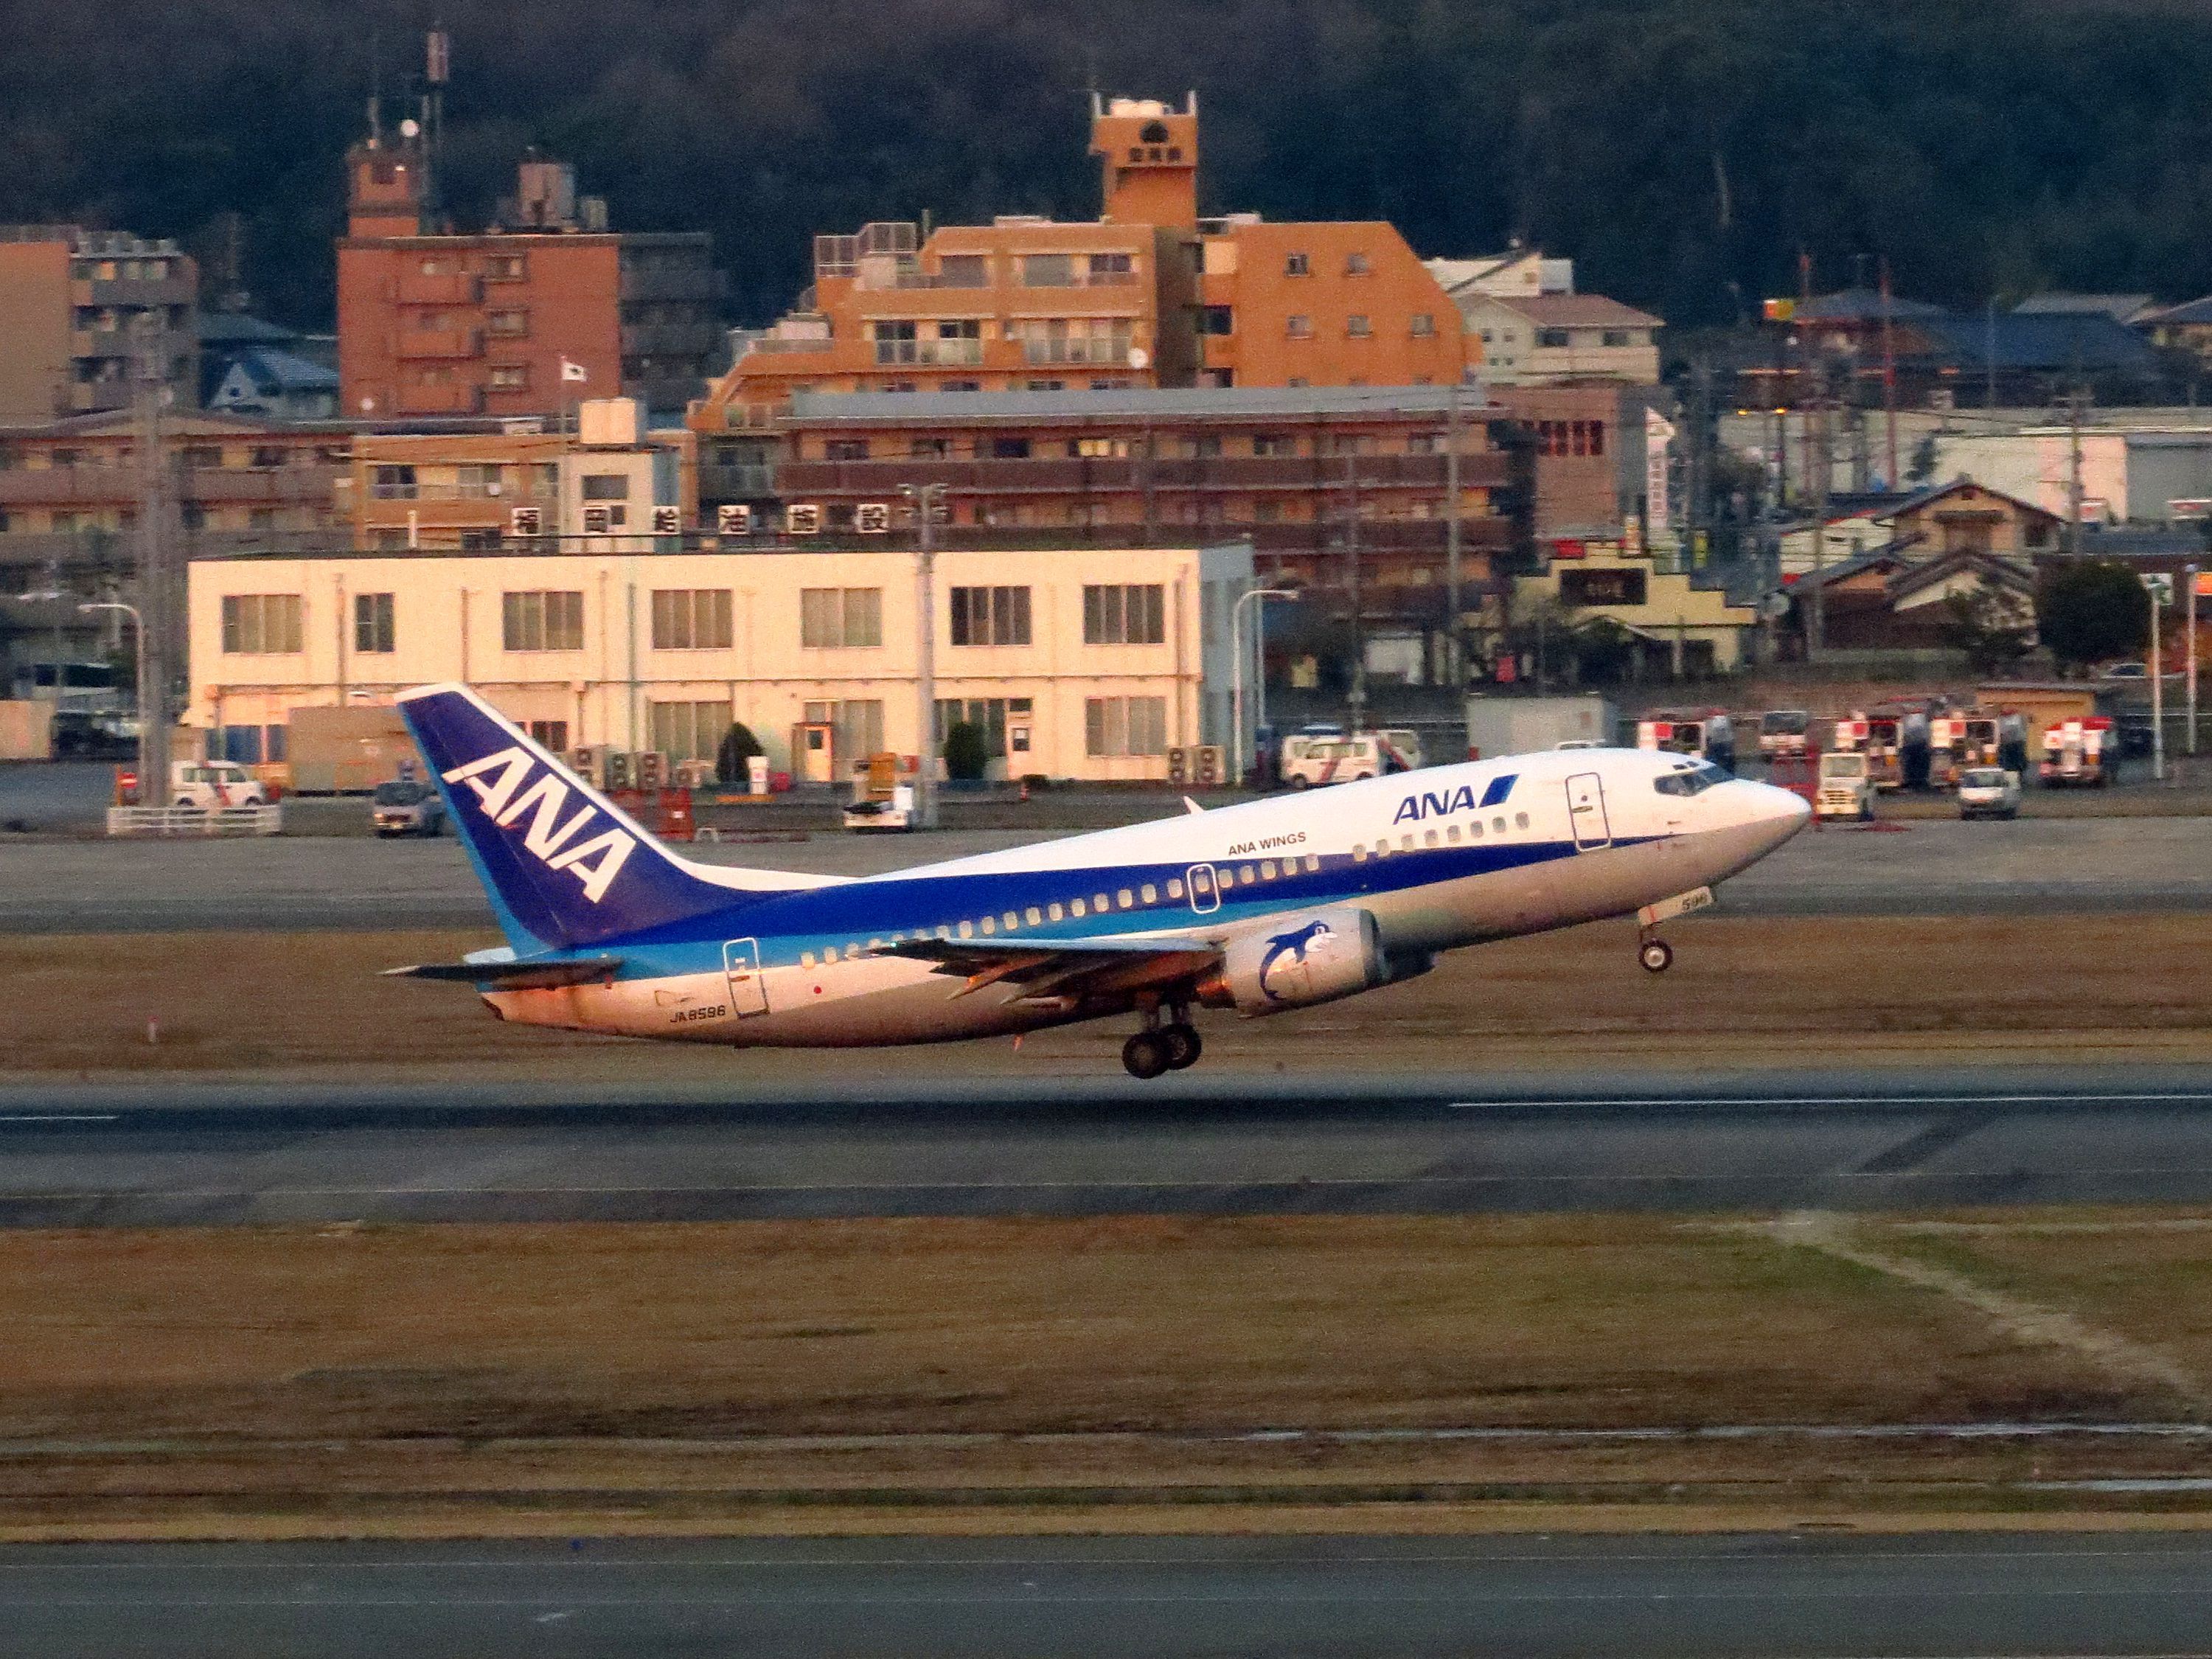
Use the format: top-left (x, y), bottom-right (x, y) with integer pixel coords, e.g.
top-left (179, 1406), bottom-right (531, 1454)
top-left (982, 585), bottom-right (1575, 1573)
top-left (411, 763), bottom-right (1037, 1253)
top-left (1635, 711), bottom-right (1736, 775)
top-left (2039, 716), bottom-right (2116, 787)
top-left (1928, 711), bottom-right (2031, 788)
top-left (1834, 707), bottom-right (1930, 790)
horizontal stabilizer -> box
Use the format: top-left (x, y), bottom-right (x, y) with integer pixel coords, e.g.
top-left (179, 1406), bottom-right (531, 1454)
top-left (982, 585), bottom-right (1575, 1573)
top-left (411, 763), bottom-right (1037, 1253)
top-left (383, 955), bottom-right (623, 990)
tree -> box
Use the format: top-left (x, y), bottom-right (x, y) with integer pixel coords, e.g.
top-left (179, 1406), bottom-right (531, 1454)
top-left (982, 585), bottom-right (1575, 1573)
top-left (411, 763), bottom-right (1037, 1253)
top-left (1907, 435), bottom-right (1940, 487)
top-left (714, 721), bottom-right (762, 785)
top-left (942, 720), bottom-right (990, 782)
top-left (1938, 584), bottom-right (2035, 676)
top-left (2036, 558), bottom-right (2149, 671)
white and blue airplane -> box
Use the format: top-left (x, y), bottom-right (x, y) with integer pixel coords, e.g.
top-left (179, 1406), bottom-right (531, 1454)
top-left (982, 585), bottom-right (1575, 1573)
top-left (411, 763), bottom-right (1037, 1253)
top-left (390, 683), bottom-right (1810, 1078)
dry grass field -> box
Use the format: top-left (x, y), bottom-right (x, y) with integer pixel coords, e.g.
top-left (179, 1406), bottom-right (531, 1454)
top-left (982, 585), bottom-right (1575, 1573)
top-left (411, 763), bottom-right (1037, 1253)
top-left (4, 911), bottom-right (2211, 1082)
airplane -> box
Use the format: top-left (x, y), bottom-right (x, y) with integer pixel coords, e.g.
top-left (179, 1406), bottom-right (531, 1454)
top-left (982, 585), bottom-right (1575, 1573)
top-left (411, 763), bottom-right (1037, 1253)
top-left (388, 683), bottom-right (1810, 1079)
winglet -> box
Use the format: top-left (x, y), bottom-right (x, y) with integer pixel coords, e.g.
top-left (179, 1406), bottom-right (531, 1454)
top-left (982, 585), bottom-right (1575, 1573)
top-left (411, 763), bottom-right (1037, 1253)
top-left (1183, 795), bottom-right (1203, 815)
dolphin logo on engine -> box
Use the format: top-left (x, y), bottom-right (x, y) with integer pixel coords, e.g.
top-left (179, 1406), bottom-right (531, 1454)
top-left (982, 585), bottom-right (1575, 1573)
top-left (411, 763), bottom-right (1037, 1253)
top-left (1256, 919), bottom-right (1333, 1002)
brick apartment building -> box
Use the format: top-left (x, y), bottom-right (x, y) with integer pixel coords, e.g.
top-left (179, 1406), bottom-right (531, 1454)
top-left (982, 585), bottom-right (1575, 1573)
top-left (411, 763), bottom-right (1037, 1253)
top-left (693, 94), bottom-right (1470, 426)
top-left (338, 136), bottom-right (722, 422)
top-left (0, 227), bottom-right (198, 422)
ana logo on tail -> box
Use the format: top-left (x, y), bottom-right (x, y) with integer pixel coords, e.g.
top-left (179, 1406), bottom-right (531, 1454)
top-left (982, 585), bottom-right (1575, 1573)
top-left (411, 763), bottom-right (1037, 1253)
top-left (441, 746), bottom-right (636, 902)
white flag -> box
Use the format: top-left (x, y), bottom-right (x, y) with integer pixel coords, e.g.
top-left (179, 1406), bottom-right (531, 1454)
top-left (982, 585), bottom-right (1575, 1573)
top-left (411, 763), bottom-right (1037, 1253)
top-left (560, 358), bottom-right (588, 384)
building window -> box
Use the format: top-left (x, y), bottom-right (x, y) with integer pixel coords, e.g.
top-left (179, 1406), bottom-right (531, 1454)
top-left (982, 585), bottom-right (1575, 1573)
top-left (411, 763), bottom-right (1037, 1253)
top-left (1602, 329), bottom-right (1634, 347)
top-left (1007, 316), bottom-right (1133, 366)
top-left (370, 464), bottom-right (419, 501)
top-left (1344, 251), bottom-right (1371, 276)
top-left (220, 594), bottom-right (303, 655)
top-left (1020, 253), bottom-right (1074, 288)
top-left (581, 473), bottom-right (630, 501)
top-left (1068, 436), bottom-right (1130, 459)
top-left (483, 254), bottom-right (526, 282)
top-left (1252, 433), bottom-right (1295, 456)
top-left (990, 437), bottom-right (1032, 459)
top-left (1284, 252), bottom-right (1310, 276)
top-left (1183, 434), bottom-right (1223, 459)
top-left (529, 720), bottom-right (569, 753)
top-left (1200, 305), bottom-right (1234, 335)
top-left (1410, 312), bottom-right (1436, 336)
top-left (650, 588), bottom-right (734, 650)
top-left (949, 585), bottom-right (1032, 646)
top-left (910, 437), bottom-right (952, 458)
top-left (1537, 327), bottom-right (1573, 349)
top-left (501, 590), bottom-right (585, 652)
top-left (1588, 420), bottom-right (1605, 456)
top-left (1285, 314), bottom-right (1313, 339)
top-left (932, 696), bottom-right (1028, 756)
top-left (1089, 251), bottom-right (1135, 283)
top-left (1084, 583), bottom-right (1166, 644)
top-left (1346, 314), bottom-right (1371, 338)
top-left (824, 438), bottom-right (871, 461)
top-left (936, 254), bottom-right (988, 287)
top-left (490, 364), bottom-right (529, 391)
top-left (353, 592), bottom-right (395, 654)
top-left (487, 310), bottom-right (529, 337)
top-left (870, 320), bottom-right (919, 365)
top-left (650, 700), bottom-right (731, 764)
top-left (1085, 696), bottom-right (1167, 757)
top-left (799, 587), bottom-right (883, 649)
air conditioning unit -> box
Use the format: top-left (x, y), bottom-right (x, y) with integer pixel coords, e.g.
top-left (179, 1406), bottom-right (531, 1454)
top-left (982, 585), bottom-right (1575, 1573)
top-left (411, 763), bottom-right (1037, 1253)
top-left (633, 750), bottom-right (667, 790)
top-left (509, 506), bottom-right (542, 538)
top-left (602, 751), bottom-right (633, 790)
top-left (717, 503), bottom-right (752, 536)
top-left (1194, 744), bottom-right (1224, 786)
top-left (582, 504), bottom-right (612, 535)
top-left (651, 505), bottom-right (682, 535)
top-left (855, 501), bottom-right (891, 535)
top-left (785, 503), bottom-right (822, 535)
top-left (569, 745), bottom-right (603, 787)
top-left (673, 758), bottom-right (715, 789)
top-left (1166, 745), bottom-right (1190, 785)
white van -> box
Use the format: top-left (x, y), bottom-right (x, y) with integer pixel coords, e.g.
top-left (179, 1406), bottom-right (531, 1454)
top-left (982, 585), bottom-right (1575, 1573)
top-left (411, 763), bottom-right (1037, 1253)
top-left (1280, 731), bottom-right (1421, 789)
top-left (170, 760), bottom-right (268, 810)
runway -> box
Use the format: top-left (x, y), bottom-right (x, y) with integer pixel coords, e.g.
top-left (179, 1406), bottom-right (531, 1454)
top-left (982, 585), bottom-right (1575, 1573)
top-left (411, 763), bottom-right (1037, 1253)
top-left (1, 1532), bottom-right (2209, 1658)
top-left (9, 1067), bottom-right (2212, 1225)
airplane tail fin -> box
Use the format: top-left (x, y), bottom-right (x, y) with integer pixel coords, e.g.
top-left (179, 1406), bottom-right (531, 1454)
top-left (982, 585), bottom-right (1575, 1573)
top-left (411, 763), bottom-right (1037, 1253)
top-left (396, 684), bottom-right (834, 950)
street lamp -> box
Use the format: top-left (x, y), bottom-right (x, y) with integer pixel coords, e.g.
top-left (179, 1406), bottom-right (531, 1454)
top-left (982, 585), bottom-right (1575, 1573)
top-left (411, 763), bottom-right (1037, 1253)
top-left (1230, 585), bottom-right (1298, 787)
top-left (79, 600), bottom-right (147, 768)
top-left (899, 483), bottom-right (946, 828)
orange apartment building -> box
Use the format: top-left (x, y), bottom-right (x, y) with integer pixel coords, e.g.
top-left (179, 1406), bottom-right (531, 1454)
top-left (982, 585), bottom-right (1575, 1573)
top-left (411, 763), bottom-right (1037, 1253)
top-left (338, 136), bottom-right (721, 423)
top-left (693, 94), bottom-right (1472, 428)
top-left (0, 227), bottom-right (198, 422)
top-left (766, 384), bottom-right (1531, 626)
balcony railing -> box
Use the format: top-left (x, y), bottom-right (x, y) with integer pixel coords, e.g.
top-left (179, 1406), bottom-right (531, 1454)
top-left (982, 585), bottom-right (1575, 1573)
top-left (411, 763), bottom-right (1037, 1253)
top-left (776, 451), bottom-right (1509, 495)
top-left (1018, 337), bottom-right (1135, 366)
top-left (367, 481), bottom-right (554, 503)
top-left (696, 462), bottom-right (777, 498)
top-left (737, 333), bottom-right (835, 357)
top-left (395, 327), bottom-right (484, 361)
top-left (1018, 268), bottom-right (1140, 289)
top-left (395, 271), bottom-right (483, 306)
top-left (871, 338), bottom-right (984, 366)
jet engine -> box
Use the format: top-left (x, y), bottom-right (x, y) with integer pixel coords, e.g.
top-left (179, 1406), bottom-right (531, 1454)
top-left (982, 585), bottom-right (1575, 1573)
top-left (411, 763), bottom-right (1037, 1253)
top-left (1195, 905), bottom-right (1425, 1017)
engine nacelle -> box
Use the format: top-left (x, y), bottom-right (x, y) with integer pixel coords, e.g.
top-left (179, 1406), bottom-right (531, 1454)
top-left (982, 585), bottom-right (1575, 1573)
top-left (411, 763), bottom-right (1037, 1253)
top-left (1197, 905), bottom-right (1399, 1017)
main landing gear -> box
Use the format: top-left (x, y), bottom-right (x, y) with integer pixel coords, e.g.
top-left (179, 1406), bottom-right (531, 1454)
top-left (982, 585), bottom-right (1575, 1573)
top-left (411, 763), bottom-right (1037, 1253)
top-left (1122, 1004), bottom-right (1203, 1079)
top-left (1638, 936), bottom-right (1674, 974)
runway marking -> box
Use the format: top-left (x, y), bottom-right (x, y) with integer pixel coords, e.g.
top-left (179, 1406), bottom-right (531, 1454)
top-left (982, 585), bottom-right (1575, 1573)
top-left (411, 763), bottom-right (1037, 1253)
top-left (1447, 1092), bottom-right (2212, 1110)
top-left (1748, 1211), bottom-right (2210, 1409)
top-left (0, 1116), bottom-right (116, 1124)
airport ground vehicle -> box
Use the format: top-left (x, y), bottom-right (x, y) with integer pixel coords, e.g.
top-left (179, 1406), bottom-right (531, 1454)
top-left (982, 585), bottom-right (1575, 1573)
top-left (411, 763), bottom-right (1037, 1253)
top-left (1758, 710), bottom-right (1810, 759)
top-left (169, 759), bottom-right (268, 810)
top-left (1956, 767), bottom-right (2022, 820)
top-left (389, 684), bottom-right (1808, 1079)
top-left (1636, 712), bottom-right (1736, 774)
top-left (371, 778), bottom-right (447, 837)
top-left (1815, 751), bottom-right (1876, 821)
top-left (2040, 717), bottom-right (2116, 787)
top-left (1281, 730), bottom-right (1419, 788)
top-left (844, 751), bottom-right (917, 832)
top-left (1466, 695), bottom-right (1616, 760)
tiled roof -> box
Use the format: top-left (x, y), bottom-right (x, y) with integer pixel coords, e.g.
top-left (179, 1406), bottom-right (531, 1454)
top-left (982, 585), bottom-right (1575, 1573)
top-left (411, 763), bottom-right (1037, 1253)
top-left (1479, 293), bottom-right (1662, 329)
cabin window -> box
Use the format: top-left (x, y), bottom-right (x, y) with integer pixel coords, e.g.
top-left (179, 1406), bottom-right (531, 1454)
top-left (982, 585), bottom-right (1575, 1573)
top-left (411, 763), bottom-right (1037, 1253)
top-left (1494, 816), bottom-right (1507, 834)
top-left (1026, 907), bottom-right (1043, 926)
top-left (1048, 902), bottom-right (1064, 921)
top-left (1003, 912), bottom-right (1019, 930)
top-left (1071, 899), bottom-right (1088, 917)
top-left (1516, 813), bottom-right (1530, 830)
top-left (1353, 844), bottom-right (1368, 863)
top-left (959, 921), bottom-right (975, 939)
top-left (1167, 879), bottom-right (1185, 899)
top-left (1305, 855), bottom-right (1321, 872)
top-left (1447, 824), bottom-right (1462, 844)
top-left (1119, 889), bottom-right (1135, 908)
top-left (1425, 830), bottom-right (1440, 848)
top-left (1260, 860), bottom-right (1276, 880)
top-left (801, 952), bottom-right (816, 968)
top-left (1095, 893), bottom-right (1111, 911)
top-left (1141, 883), bottom-right (1158, 903)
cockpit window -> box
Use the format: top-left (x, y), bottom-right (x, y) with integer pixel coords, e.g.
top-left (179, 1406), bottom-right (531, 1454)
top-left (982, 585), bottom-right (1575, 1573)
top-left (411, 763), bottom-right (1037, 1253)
top-left (1653, 762), bottom-right (1726, 798)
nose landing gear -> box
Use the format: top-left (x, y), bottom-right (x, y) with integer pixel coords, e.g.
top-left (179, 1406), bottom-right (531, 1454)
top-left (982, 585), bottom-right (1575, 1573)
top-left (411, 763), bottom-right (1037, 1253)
top-left (1122, 1004), bottom-right (1203, 1078)
top-left (1638, 936), bottom-right (1674, 973)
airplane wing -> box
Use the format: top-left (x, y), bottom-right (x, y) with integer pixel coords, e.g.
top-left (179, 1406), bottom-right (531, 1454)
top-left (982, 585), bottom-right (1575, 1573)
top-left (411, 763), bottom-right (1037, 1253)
top-left (383, 955), bottom-right (623, 990)
top-left (873, 936), bottom-right (1218, 1002)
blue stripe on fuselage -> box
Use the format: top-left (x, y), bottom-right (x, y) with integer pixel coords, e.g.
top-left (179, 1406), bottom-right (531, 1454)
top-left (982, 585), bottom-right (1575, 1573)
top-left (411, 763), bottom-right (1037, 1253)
top-left (561, 833), bottom-right (1657, 982)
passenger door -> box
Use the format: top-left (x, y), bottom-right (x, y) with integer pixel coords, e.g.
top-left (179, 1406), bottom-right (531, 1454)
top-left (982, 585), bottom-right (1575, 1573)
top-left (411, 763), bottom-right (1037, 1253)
top-left (721, 938), bottom-right (769, 1016)
top-left (1186, 863), bottom-right (1222, 914)
top-left (1565, 772), bottom-right (1612, 851)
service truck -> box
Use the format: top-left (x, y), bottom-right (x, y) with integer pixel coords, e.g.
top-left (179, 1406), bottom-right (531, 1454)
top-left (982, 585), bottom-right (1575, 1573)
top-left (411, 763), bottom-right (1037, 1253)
top-left (1464, 694), bottom-right (1616, 761)
top-left (2039, 716), bottom-right (2116, 787)
top-left (1758, 709), bottom-right (1811, 759)
top-left (1636, 711), bottom-right (1736, 774)
top-left (1815, 751), bottom-right (1876, 821)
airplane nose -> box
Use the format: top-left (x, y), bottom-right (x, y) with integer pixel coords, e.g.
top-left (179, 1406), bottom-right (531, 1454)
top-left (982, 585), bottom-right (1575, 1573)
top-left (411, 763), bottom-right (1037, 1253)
top-left (1748, 779), bottom-right (1812, 849)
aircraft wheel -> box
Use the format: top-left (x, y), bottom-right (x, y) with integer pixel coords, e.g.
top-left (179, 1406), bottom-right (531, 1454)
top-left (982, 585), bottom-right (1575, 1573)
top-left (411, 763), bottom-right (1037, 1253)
top-left (1638, 939), bottom-right (1674, 974)
top-left (1122, 1031), bottom-right (1172, 1079)
top-left (1161, 1022), bottom-right (1203, 1071)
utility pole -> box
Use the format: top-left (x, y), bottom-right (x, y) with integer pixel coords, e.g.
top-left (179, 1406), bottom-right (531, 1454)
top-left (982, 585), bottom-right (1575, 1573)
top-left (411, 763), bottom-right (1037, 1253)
top-left (2151, 575), bottom-right (2166, 783)
top-left (2188, 563), bottom-right (2200, 759)
top-left (2067, 384), bottom-right (2087, 559)
top-left (131, 335), bottom-right (172, 799)
top-left (1344, 446), bottom-right (1366, 732)
top-left (1879, 256), bottom-right (1899, 489)
top-left (1444, 381), bottom-right (1463, 686)
top-left (900, 483), bottom-right (944, 827)
top-left (1809, 355), bottom-right (1830, 661)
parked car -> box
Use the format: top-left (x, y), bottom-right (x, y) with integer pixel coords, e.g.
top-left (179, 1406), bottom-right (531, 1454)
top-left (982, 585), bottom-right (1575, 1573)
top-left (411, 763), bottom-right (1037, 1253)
top-left (170, 760), bottom-right (268, 810)
top-left (371, 778), bottom-right (447, 838)
top-left (2100, 661), bottom-right (2149, 682)
top-left (1956, 766), bottom-right (2023, 821)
